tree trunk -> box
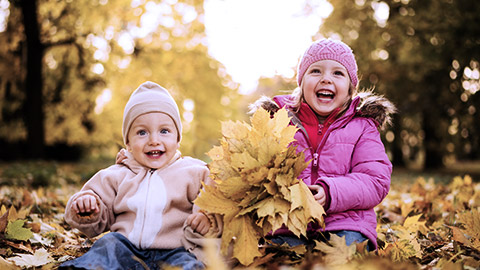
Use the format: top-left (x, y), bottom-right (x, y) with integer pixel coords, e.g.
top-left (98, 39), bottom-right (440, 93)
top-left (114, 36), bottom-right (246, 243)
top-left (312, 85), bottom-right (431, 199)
top-left (422, 108), bottom-right (444, 169)
top-left (390, 113), bottom-right (405, 167)
top-left (20, 0), bottom-right (45, 159)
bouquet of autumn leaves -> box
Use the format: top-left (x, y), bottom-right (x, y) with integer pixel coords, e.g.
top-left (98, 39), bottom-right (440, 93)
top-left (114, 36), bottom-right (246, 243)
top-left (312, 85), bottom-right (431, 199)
top-left (194, 108), bottom-right (325, 266)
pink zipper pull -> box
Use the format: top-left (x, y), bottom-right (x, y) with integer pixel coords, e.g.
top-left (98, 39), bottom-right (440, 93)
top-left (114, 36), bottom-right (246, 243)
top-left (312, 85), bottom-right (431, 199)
top-left (313, 153), bottom-right (318, 167)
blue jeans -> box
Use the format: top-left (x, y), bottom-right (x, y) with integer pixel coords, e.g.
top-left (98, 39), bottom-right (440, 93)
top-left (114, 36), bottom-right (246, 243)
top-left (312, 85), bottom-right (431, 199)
top-left (59, 232), bottom-right (204, 270)
top-left (270, 230), bottom-right (371, 251)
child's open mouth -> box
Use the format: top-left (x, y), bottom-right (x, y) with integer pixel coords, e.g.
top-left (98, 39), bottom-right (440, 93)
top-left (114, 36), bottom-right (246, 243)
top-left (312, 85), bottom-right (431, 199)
top-left (147, 150), bottom-right (164, 158)
top-left (316, 90), bottom-right (335, 101)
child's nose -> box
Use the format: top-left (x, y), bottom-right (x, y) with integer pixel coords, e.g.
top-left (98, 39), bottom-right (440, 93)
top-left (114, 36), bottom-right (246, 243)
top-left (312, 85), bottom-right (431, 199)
top-left (149, 134), bottom-right (161, 145)
top-left (320, 74), bottom-right (332, 83)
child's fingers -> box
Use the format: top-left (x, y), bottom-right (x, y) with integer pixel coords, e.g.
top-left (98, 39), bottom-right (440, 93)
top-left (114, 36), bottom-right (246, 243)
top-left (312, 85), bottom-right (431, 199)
top-left (72, 201), bottom-right (80, 213)
top-left (188, 213), bottom-right (211, 235)
top-left (308, 184), bottom-right (320, 194)
top-left (197, 222), bottom-right (209, 235)
top-left (88, 196), bottom-right (98, 212)
top-left (115, 149), bottom-right (127, 164)
top-left (317, 196), bottom-right (326, 206)
top-left (191, 214), bottom-right (202, 228)
top-left (74, 199), bottom-right (86, 213)
top-left (312, 191), bottom-right (323, 200)
top-left (82, 196), bottom-right (94, 212)
top-left (73, 195), bottom-right (97, 214)
top-left (186, 214), bottom-right (195, 226)
top-left (80, 198), bottom-right (90, 213)
top-left (308, 185), bottom-right (326, 206)
top-left (194, 217), bottom-right (209, 235)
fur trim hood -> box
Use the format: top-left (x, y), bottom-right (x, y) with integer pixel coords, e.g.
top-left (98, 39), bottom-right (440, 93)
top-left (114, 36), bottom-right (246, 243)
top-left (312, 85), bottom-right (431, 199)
top-left (249, 91), bottom-right (396, 130)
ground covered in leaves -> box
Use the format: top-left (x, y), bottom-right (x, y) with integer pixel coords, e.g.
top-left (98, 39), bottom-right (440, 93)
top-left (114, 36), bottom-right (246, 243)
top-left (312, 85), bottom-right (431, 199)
top-left (0, 161), bottom-right (479, 269)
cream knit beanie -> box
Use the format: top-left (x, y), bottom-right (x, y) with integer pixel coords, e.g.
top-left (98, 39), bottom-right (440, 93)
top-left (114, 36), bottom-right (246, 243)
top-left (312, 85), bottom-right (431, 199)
top-left (122, 81), bottom-right (182, 145)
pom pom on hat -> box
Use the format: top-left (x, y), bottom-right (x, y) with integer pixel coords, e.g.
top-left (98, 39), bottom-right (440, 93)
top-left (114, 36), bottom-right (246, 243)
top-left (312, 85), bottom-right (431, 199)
top-left (122, 81), bottom-right (182, 145)
top-left (297, 38), bottom-right (358, 87)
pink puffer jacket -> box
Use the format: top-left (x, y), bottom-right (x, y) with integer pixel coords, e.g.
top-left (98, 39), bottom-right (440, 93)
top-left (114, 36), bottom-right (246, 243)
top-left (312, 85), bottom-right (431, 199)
top-left (252, 92), bottom-right (395, 249)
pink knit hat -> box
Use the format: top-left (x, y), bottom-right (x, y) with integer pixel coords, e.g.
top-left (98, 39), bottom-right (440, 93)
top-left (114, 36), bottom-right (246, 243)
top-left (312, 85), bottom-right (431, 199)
top-left (297, 38), bottom-right (358, 87)
top-left (122, 81), bottom-right (182, 145)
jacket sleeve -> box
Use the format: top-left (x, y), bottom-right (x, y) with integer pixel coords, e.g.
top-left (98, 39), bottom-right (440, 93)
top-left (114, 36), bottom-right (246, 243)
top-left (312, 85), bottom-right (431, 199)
top-left (320, 120), bottom-right (392, 214)
top-left (64, 168), bottom-right (119, 237)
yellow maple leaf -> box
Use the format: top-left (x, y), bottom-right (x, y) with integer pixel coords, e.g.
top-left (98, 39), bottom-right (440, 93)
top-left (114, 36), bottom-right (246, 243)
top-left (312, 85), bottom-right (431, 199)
top-left (217, 176), bottom-right (252, 201)
top-left (221, 120), bottom-right (249, 140)
top-left (386, 239), bottom-right (420, 262)
top-left (402, 214), bottom-right (428, 235)
top-left (194, 185), bottom-right (239, 220)
top-left (239, 197), bottom-right (275, 217)
top-left (0, 205), bottom-right (32, 223)
top-left (244, 166), bottom-right (269, 185)
top-left (250, 107), bottom-right (273, 137)
top-left (275, 173), bottom-right (296, 192)
top-left (256, 137), bottom-right (285, 165)
top-left (448, 175), bottom-right (475, 211)
top-left (270, 108), bottom-right (293, 136)
top-left (287, 209), bottom-right (308, 237)
top-left (230, 152), bottom-right (259, 172)
top-left (237, 188), bottom-right (267, 208)
top-left (265, 212), bottom-right (289, 235)
top-left (246, 197), bottom-right (290, 222)
top-left (263, 178), bottom-right (279, 196)
top-left (207, 145), bottom-right (224, 161)
top-left (208, 159), bottom-right (238, 182)
top-left (457, 208), bottom-right (480, 250)
top-left (290, 181), bottom-right (325, 218)
top-left (231, 215), bottom-right (263, 265)
top-left (314, 234), bottom-right (356, 266)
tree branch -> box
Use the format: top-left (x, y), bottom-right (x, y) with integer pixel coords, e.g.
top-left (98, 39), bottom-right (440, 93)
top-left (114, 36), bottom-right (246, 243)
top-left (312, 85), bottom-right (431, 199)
top-left (43, 37), bottom-right (76, 48)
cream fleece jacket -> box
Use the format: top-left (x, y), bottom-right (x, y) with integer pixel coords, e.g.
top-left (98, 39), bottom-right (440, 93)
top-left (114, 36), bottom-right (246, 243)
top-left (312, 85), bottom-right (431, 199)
top-left (64, 151), bottom-right (210, 250)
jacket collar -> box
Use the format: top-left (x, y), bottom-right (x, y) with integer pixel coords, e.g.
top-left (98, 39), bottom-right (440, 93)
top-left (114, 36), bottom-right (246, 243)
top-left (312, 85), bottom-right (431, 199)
top-left (271, 91), bottom-right (395, 130)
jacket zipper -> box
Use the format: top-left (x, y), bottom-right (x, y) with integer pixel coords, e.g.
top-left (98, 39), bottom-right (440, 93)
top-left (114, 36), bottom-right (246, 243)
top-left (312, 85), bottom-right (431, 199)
top-left (313, 153), bottom-right (319, 167)
top-left (312, 111), bottom-right (356, 178)
top-left (312, 123), bottom-right (335, 182)
top-left (138, 169), bottom-right (155, 248)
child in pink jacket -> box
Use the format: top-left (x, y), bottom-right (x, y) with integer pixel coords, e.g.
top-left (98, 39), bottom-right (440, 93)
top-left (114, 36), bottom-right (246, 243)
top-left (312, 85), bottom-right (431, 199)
top-left (60, 81), bottom-right (219, 270)
top-left (250, 39), bottom-right (396, 250)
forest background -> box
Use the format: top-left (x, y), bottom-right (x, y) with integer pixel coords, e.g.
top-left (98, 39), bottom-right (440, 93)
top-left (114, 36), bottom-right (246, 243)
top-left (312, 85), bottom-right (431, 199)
top-left (0, 0), bottom-right (479, 172)
top-left (0, 0), bottom-right (480, 268)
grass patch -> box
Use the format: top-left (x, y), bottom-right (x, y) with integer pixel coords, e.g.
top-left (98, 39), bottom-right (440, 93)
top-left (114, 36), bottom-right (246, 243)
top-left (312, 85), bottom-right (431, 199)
top-left (0, 157), bottom-right (115, 187)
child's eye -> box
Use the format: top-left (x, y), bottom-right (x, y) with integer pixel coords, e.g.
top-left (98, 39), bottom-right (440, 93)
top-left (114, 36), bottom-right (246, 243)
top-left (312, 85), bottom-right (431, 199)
top-left (334, 70), bottom-right (345, 76)
top-left (311, 69), bottom-right (320, 73)
top-left (137, 130), bottom-right (147, 136)
top-left (160, 129), bottom-right (170, 134)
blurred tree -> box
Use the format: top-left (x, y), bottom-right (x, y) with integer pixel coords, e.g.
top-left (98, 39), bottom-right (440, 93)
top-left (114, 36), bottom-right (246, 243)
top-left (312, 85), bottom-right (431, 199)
top-left (315, 0), bottom-right (480, 168)
top-left (243, 75), bottom-right (297, 114)
top-left (0, 0), bottom-right (241, 161)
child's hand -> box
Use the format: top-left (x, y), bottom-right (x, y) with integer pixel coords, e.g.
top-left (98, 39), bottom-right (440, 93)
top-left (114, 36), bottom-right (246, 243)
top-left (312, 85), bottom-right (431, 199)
top-left (307, 185), bottom-right (326, 207)
top-left (72, 194), bottom-right (99, 216)
top-left (115, 148), bottom-right (128, 164)
top-left (186, 212), bottom-right (210, 235)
